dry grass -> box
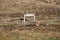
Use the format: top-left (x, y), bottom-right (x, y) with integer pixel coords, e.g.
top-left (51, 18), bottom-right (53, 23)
top-left (0, 0), bottom-right (60, 13)
top-left (0, 27), bottom-right (60, 40)
top-left (0, 0), bottom-right (60, 40)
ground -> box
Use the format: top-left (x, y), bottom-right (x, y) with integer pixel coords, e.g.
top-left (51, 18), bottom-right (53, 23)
top-left (0, 0), bottom-right (60, 40)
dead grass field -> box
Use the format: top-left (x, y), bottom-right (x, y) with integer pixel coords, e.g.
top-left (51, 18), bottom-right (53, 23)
top-left (0, 27), bottom-right (60, 40)
top-left (0, 0), bottom-right (60, 40)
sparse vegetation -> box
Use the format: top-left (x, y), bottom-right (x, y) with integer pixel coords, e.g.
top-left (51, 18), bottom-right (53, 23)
top-left (0, 0), bottom-right (60, 40)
